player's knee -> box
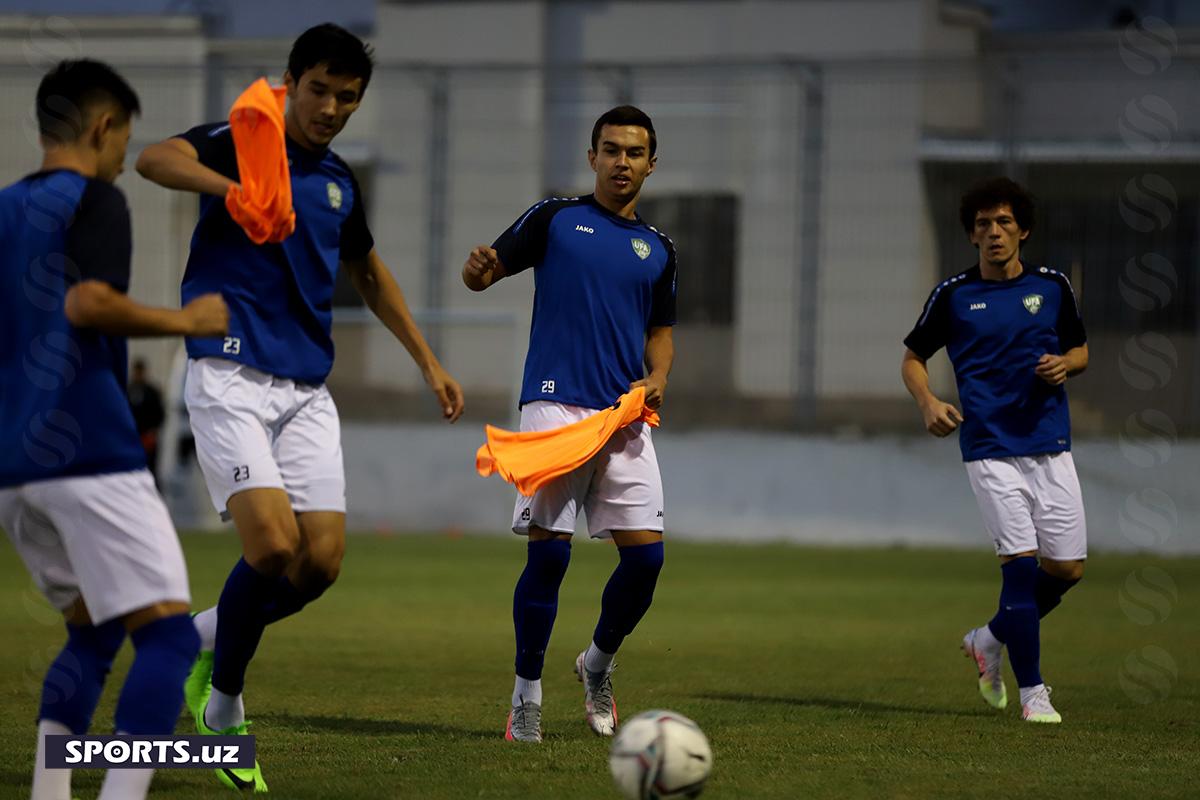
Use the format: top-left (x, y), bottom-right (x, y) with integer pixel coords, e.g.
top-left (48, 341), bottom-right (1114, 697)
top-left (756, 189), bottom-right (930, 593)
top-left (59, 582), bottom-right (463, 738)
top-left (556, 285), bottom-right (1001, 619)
top-left (1043, 559), bottom-right (1085, 582)
top-left (247, 533), bottom-right (300, 576)
top-left (301, 547), bottom-right (343, 587)
top-left (619, 540), bottom-right (664, 578)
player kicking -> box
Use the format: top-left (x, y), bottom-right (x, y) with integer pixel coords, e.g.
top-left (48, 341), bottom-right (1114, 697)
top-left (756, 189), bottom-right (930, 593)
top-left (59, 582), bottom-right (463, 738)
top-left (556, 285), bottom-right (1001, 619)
top-left (902, 177), bottom-right (1088, 724)
top-left (463, 105), bottom-right (677, 742)
top-left (1, 60), bottom-right (228, 800)
top-left (136, 24), bottom-right (463, 790)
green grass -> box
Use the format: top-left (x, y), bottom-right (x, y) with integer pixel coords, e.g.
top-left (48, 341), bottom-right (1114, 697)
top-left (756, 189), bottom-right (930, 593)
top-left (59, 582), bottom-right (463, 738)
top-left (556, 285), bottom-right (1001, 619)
top-left (1, 534), bottom-right (1197, 799)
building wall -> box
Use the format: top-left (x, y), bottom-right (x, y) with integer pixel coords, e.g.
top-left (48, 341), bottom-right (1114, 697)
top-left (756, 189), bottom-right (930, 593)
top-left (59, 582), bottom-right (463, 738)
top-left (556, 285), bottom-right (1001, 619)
top-left (372, 0), bottom-right (986, 405)
top-left (0, 16), bottom-right (207, 386)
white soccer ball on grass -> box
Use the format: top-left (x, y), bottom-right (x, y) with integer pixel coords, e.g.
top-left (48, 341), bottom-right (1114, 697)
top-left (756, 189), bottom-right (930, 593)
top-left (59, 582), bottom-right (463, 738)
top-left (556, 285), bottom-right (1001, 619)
top-left (608, 709), bottom-right (712, 800)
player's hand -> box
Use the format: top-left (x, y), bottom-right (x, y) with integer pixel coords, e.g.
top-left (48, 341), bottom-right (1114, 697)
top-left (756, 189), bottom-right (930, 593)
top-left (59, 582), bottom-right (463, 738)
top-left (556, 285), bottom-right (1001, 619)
top-left (463, 246), bottom-right (501, 283)
top-left (630, 374), bottom-right (667, 410)
top-left (920, 398), bottom-right (963, 437)
top-left (1035, 353), bottom-right (1069, 386)
top-left (182, 293), bottom-right (229, 337)
top-left (425, 364), bottom-right (465, 423)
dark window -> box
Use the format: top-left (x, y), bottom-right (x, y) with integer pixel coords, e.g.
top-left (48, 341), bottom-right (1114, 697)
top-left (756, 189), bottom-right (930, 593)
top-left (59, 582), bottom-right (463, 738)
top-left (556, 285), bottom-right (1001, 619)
top-left (639, 193), bottom-right (737, 325)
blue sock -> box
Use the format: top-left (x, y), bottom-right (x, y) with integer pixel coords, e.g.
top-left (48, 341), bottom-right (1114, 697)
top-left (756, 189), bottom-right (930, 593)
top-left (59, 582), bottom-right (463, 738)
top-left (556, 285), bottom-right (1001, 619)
top-left (260, 576), bottom-right (328, 626)
top-left (513, 539), bottom-right (571, 680)
top-left (1035, 568), bottom-right (1080, 619)
top-left (212, 558), bottom-right (277, 695)
top-left (113, 614), bottom-right (200, 734)
top-left (987, 556), bottom-right (1042, 688)
top-left (593, 542), bottom-right (665, 656)
top-left (39, 619), bottom-right (125, 734)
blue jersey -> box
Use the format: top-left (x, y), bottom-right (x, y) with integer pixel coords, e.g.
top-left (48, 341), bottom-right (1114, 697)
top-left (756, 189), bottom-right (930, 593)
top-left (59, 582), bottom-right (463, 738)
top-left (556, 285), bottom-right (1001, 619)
top-left (0, 170), bottom-right (146, 487)
top-left (493, 195), bottom-right (677, 410)
top-left (904, 264), bottom-right (1087, 462)
top-left (178, 123), bottom-right (374, 385)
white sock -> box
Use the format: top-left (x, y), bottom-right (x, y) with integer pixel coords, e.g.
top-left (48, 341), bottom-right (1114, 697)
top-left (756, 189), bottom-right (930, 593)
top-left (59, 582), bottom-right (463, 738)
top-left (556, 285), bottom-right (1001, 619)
top-left (32, 719), bottom-right (72, 800)
top-left (1019, 683), bottom-right (1046, 706)
top-left (204, 688), bottom-right (245, 731)
top-left (193, 606), bottom-right (218, 651)
top-left (584, 641), bottom-right (615, 674)
top-left (975, 624), bottom-right (1002, 652)
top-left (513, 676), bottom-right (542, 707)
top-left (98, 768), bottom-right (154, 800)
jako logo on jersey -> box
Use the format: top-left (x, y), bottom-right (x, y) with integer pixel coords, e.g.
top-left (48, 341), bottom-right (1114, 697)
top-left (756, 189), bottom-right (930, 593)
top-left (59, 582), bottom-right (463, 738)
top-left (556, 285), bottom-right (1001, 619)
top-left (631, 238), bottom-right (651, 260)
top-left (1023, 294), bottom-right (1043, 314)
top-left (575, 225), bottom-right (594, 234)
top-left (970, 302), bottom-right (987, 311)
top-left (326, 182), bottom-right (343, 210)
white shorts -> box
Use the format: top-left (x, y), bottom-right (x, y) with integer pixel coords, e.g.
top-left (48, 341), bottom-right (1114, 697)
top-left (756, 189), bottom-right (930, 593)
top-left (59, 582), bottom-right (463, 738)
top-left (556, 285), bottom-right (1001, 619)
top-left (0, 470), bottom-right (190, 625)
top-left (185, 358), bottom-right (345, 518)
top-left (511, 401), bottom-right (665, 540)
top-left (965, 451), bottom-right (1087, 560)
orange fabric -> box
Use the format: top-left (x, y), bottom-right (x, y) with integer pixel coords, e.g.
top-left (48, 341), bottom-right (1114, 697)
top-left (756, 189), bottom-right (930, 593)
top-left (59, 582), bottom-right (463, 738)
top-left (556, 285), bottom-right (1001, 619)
top-left (475, 388), bottom-right (660, 497)
top-left (224, 78), bottom-right (296, 244)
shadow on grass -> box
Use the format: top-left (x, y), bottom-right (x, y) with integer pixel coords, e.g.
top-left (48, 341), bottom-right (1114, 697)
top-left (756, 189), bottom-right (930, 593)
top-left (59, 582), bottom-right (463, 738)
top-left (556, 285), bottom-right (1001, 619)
top-left (696, 692), bottom-right (996, 718)
top-left (256, 712), bottom-right (496, 738)
top-left (0, 769), bottom-right (29, 791)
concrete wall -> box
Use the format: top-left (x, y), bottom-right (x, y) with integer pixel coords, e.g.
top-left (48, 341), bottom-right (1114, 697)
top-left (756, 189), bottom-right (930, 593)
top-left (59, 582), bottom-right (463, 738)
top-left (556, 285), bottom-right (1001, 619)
top-left (372, 0), bottom-right (988, 405)
top-left (0, 16), bottom-right (207, 388)
top-left (315, 423), bottom-right (1195, 555)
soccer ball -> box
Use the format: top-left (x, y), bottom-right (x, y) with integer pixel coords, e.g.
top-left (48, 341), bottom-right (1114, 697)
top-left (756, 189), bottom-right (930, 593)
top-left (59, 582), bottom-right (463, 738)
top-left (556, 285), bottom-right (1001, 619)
top-left (609, 709), bottom-right (712, 800)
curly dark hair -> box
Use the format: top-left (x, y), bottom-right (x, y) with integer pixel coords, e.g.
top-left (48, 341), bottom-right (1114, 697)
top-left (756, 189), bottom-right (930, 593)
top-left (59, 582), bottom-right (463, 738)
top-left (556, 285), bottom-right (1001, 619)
top-left (959, 177), bottom-right (1035, 236)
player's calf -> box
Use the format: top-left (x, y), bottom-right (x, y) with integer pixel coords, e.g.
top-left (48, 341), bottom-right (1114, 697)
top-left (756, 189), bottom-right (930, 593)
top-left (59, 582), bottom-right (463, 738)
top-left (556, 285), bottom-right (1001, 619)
top-left (1035, 559), bottom-right (1083, 619)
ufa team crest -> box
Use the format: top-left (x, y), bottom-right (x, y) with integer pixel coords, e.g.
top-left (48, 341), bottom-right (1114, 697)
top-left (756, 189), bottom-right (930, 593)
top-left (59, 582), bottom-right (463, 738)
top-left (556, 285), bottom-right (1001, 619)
top-left (1022, 294), bottom-right (1043, 314)
top-left (630, 238), bottom-right (651, 260)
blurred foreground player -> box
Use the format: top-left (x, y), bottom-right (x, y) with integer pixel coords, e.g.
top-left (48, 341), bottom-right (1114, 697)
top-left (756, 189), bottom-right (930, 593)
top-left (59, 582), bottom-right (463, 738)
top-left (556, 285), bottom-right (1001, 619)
top-left (137, 23), bottom-right (463, 791)
top-left (463, 105), bottom-right (677, 742)
top-left (901, 177), bottom-right (1088, 723)
top-left (0, 60), bottom-right (227, 800)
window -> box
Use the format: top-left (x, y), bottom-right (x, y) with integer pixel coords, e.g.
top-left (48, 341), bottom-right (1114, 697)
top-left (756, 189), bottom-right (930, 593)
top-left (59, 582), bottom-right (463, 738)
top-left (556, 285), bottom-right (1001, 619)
top-left (638, 194), bottom-right (737, 325)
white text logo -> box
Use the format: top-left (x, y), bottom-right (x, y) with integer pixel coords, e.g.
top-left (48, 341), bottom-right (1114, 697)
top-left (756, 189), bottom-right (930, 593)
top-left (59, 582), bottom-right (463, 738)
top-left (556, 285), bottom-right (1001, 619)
top-left (575, 225), bottom-right (594, 234)
top-left (969, 302), bottom-right (986, 311)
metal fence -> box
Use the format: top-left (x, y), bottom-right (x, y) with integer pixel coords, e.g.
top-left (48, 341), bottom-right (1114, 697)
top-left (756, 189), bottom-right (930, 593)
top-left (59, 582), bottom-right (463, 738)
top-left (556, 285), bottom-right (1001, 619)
top-left (3, 47), bottom-right (1196, 435)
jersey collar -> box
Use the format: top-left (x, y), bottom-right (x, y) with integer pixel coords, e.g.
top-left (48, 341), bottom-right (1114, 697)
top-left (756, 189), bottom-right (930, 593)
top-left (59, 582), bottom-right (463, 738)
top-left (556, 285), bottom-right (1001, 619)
top-left (585, 194), bottom-right (647, 229)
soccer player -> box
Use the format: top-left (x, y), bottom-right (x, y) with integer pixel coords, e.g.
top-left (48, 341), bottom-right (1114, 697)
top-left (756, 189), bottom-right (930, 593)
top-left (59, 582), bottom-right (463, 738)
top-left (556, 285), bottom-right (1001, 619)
top-left (462, 105), bottom-right (677, 742)
top-left (901, 177), bottom-right (1088, 724)
top-left (1, 60), bottom-right (228, 800)
top-left (136, 24), bottom-right (463, 789)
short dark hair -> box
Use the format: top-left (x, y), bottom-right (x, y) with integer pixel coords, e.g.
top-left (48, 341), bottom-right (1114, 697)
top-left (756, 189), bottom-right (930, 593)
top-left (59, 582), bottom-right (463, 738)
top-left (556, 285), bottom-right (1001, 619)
top-left (37, 59), bottom-right (140, 144)
top-left (591, 105), bottom-right (657, 157)
top-left (287, 23), bottom-right (375, 97)
top-left (959, 177), bottom-right (1036, 235)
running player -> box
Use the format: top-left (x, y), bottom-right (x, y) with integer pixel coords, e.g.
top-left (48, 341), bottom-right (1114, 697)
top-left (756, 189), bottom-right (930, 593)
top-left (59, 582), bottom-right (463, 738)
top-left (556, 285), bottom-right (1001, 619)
top-left (463, 105), bottom-right (677, 742)
top-left (902, 177), bottom-right (1088, 724)
top-left (136, 24), bottom-right (463, 790)
top-left (1, 59), bottom-right (227, 800)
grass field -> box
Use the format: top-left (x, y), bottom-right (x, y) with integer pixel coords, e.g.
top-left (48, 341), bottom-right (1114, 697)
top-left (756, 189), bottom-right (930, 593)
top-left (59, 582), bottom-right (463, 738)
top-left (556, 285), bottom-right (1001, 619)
top-left (0, 533), bottom-right (1197, 799)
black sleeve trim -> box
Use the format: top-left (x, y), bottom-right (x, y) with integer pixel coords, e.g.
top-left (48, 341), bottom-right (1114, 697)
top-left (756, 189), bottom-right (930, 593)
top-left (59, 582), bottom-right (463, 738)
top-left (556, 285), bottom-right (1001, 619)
top-left (1046, 268), bottom-right (1087, 350)
top-left (176, 122), bottom-right (238, 180)
top-left (339, 164), bottom-right (374, 262)
top-left (491, 197), bottom-right (577, 276)
top-left (903, 279), bottom-right (954, 359)
top-left (67, 180), bottom-right (131, 291)
top-left (648, 226), bottom-right (677, 328)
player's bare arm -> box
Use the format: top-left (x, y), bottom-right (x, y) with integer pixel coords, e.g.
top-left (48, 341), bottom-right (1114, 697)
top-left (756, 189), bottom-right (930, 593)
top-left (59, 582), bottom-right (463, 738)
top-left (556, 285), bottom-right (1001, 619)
top-left (66, 279), bottom-right (229, 338)
top-left (343, 249), bottom-right (465, 422)
top-left (462, 245), bottom-right (508, 291)
top-left (1035, 344), bottom-right (1088, 386)
top-left (901, 348), bottom-right (963, 437)
top-left (630, 325), bottom-right (674, 410)
top-left (135, 137), bottom-right (235, 197)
